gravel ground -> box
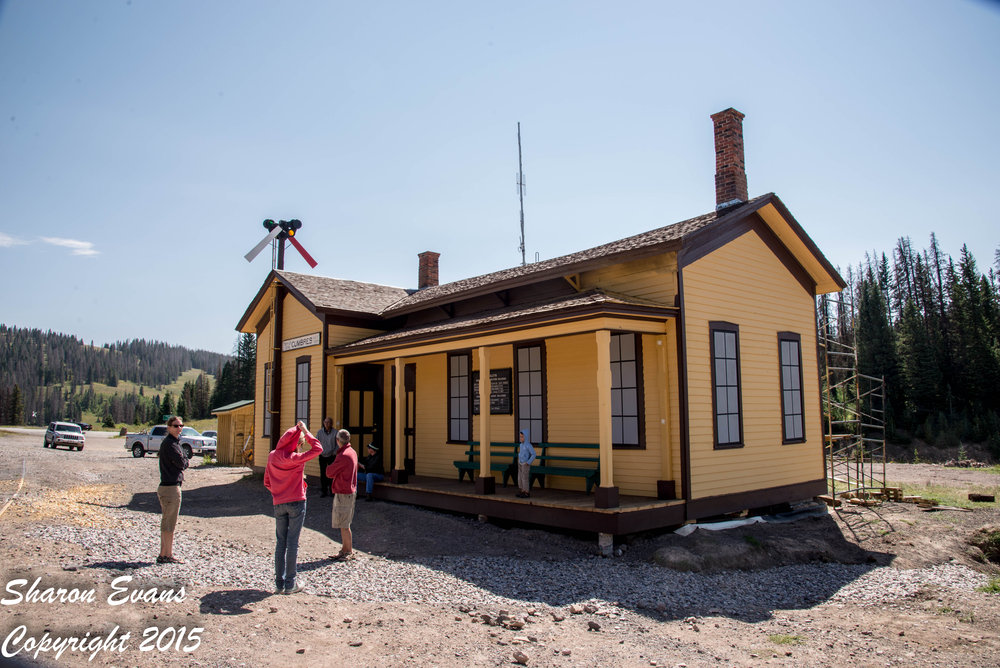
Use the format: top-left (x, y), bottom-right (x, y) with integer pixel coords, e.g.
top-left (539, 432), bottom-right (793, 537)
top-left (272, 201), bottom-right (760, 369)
top-left (2, 427), bottom-right (999, 667)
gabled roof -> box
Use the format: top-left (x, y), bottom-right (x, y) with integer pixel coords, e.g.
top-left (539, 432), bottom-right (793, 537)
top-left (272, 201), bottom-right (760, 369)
top-left (380, 199), bottom-right (750, 316)
top-left (274, 270), bottom-right (411, 314)
top-left (237, 192), bottom-right (844, 334)
top-left (236, 269), bottom-right (410, 332)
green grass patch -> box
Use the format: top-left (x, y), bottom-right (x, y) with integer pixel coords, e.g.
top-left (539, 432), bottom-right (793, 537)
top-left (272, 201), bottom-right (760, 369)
top-left (768, 634), bottom-right (803, 646)
top-left (976, 577), bottom-right (1000, 594)
top-left (50, 368), bottom-right (215, 402)
top-left (744, 535), bottom-right (763, 549)
top-left (944, 463), bottom-right (1000, 475)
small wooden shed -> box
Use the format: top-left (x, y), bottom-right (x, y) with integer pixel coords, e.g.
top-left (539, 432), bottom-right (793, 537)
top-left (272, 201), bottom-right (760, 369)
top-left (211, 399), bottom-right (255, 466)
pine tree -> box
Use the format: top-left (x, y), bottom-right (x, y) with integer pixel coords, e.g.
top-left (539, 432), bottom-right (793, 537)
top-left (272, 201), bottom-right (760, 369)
top-left (10, 384), bottom-right (24, 425)
top-left (160, 392), bottom-right (174, 420)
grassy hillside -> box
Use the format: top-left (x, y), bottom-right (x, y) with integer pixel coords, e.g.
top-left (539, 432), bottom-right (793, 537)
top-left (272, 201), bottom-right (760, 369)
top-left (76, 369), bottom-right (218, 434)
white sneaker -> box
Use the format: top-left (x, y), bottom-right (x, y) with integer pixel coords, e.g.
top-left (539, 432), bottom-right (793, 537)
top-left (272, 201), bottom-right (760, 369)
top-left (284, 583), bottom-right (304, 595)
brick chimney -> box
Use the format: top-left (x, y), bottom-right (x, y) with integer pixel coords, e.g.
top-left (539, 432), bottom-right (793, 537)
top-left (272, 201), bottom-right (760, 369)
top-left (711, 108), bottom-right (748, 211)
top-left (418, 251), bottom-right (440, 289)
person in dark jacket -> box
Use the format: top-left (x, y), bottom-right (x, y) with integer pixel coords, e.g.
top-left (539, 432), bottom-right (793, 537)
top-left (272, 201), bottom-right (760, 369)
top-left (157, 416), bottom-right (189, 564)
top-left (356, 442), bottom-right (384, 501)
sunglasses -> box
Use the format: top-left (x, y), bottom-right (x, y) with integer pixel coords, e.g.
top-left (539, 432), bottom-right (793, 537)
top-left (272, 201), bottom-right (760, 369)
top-left (170, 424), bottom-right (184, 428)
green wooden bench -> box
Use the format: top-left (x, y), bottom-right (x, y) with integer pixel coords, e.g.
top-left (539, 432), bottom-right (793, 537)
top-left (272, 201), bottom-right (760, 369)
top-left (528, 442), bottom-right (601, 494)
top-left (454, 441), bottom-right (519, 486)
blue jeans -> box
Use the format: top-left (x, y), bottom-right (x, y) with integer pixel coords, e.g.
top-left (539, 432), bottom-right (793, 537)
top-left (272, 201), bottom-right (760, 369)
top-left (274, 500), bottom-right (306, 591)
top-left (358, 472), bottom-right (385, 495)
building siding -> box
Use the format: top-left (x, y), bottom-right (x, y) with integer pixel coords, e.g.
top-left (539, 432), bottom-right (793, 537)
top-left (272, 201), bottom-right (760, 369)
top-left (682, 229), bottom-right (823, 500)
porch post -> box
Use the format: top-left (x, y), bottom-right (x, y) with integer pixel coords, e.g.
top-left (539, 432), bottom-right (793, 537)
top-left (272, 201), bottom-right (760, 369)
top-left (392, 356), bottom-right (408, 484)
top-left (476, 345), bottom-right (495, 494)
top-left (595, 329), bottom-right (619, 508)
top-left (656, 322), bottom-right (676, 500)
top-left (331, 363), bottom-right (343, 430)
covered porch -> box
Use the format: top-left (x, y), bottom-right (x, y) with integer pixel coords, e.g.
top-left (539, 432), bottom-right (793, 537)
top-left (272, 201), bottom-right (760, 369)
top-left (366, 474), bottom-right (686, 536)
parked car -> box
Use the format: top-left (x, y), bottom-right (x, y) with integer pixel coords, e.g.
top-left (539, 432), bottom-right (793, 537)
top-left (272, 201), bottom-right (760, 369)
top-left (202, 430), bottom-right (217, 439)
top-left (73, 421), bottom-right (92, 431)
top-left (44, 421), bottom-right (86, 451)
top-left (125, 425), bottom-right (217, 459)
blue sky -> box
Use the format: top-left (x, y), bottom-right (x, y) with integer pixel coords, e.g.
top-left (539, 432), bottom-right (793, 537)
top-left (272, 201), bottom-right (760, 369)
top-left (1, 0), bottom-right (998, 355)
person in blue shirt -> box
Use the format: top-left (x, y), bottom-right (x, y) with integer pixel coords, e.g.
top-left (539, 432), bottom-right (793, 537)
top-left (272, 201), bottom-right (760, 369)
top-left (516, 428), bottom-right (536, 498)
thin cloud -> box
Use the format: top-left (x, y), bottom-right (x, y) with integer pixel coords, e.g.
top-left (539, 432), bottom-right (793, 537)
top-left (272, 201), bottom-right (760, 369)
top-left (40, 237), bottom-right (99, 256)
top-left (0, 232), bottom-right (27, 247)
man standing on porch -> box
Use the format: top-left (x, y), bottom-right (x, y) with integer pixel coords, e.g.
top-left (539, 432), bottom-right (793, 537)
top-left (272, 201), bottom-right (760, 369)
top-left (516, 428), bottom-right (536, 498)
top-left (326, 429), bottom-right (358, 560)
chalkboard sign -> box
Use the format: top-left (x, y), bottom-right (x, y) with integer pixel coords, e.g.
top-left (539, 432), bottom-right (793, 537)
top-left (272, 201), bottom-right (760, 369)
top-left (472, 368), bottom-right (513, 415)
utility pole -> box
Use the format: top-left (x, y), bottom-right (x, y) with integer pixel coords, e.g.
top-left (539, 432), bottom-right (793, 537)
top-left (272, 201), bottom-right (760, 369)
top-left (517, 122), bottom-right (526, 266)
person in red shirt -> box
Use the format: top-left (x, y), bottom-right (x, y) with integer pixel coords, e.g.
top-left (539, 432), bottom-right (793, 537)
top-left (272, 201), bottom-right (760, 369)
top-left (263, 420), bottom-right (321, 593)
top-left (325, 429), bottom-right (358, 561)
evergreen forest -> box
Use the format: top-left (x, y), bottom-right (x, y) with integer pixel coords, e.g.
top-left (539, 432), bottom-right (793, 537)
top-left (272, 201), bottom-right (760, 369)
top-left (823, 235), bottom-right (1000, 456)
top-left (0, 326), bottom-right (256, 427)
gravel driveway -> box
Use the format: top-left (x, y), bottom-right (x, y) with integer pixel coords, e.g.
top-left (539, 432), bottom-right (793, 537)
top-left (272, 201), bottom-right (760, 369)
top-left (1, 427), bottom-right (998, 667)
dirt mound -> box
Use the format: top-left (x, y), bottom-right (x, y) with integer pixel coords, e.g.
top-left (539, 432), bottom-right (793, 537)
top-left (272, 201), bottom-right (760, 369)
top-left (648, 515), bottom-right (874, 572)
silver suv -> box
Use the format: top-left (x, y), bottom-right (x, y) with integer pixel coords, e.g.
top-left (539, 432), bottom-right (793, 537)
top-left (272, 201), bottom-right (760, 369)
top-left (44, 421), bottom-right (86, 451)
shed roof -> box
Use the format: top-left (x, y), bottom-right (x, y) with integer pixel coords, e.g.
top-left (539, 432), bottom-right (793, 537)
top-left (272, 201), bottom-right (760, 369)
top-left (211, 399), bottom-right (254, 414)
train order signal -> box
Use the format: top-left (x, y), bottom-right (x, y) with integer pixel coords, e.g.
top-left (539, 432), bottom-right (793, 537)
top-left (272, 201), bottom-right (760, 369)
top-left (245, 218), bottom-right (317, 268)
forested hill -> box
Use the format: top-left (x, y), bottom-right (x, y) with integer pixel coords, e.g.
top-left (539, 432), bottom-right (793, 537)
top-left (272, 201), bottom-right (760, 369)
top-left (0, 324), bottom-right (230, 389)
top-left (0, 324), bottom-right (235, 425)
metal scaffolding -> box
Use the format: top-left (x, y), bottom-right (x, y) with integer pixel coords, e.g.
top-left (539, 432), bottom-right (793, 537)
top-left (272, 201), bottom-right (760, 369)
top-left (818, 294), bottom-right (887, 501)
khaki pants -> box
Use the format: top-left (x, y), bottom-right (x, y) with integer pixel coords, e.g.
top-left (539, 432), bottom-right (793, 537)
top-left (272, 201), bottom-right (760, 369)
top-left (332, 493), bottom-right (356, 529)
top-left (157, 484), bottom-right (182, 532)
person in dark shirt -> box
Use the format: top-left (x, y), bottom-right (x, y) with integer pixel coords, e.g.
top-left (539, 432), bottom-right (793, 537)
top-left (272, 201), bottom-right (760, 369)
top-left (357, 442), bottom-right (384, 501)
top-left (157, 416), bottom-right (189, 564)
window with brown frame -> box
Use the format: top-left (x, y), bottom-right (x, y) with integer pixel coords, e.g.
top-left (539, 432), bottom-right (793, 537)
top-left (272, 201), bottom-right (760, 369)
top-left (611, 332), bottom-right (644, 448)
top-left (447, 352), bottom-right (471, 442)
top-left (778, 332), bottom-right (805, 443)
top-left (710, 322), bottom-right (743, 448)
top-left (515, 343), bottom-right (546, 443)
top-left (262, 362), bottom-right (272, 438)
top-left (295, 356), bottom-right (311, 427)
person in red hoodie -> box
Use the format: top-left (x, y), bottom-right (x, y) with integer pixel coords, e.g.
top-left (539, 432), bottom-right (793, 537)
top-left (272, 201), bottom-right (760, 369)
top-left (326, 429), bottom-right (358, 561)
top-left (263, 420), bottom-right (321, 594)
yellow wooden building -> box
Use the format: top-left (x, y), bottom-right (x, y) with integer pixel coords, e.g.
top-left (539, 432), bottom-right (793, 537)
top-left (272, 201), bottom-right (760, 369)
top-left (236, 109), bottom-right (845, 536)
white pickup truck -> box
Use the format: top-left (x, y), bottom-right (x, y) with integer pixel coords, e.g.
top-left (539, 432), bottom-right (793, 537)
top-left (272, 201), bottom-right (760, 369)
top-left (126, 425), bottom-right (217, 459)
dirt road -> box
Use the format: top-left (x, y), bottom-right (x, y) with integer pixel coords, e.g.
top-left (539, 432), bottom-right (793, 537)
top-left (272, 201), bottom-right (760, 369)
top-left (1, 428), bottom-right (998, 667)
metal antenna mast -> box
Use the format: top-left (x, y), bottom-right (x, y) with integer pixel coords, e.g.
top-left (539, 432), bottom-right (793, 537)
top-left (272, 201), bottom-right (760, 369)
top-left (517, 122), bottom-right (526, 266)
